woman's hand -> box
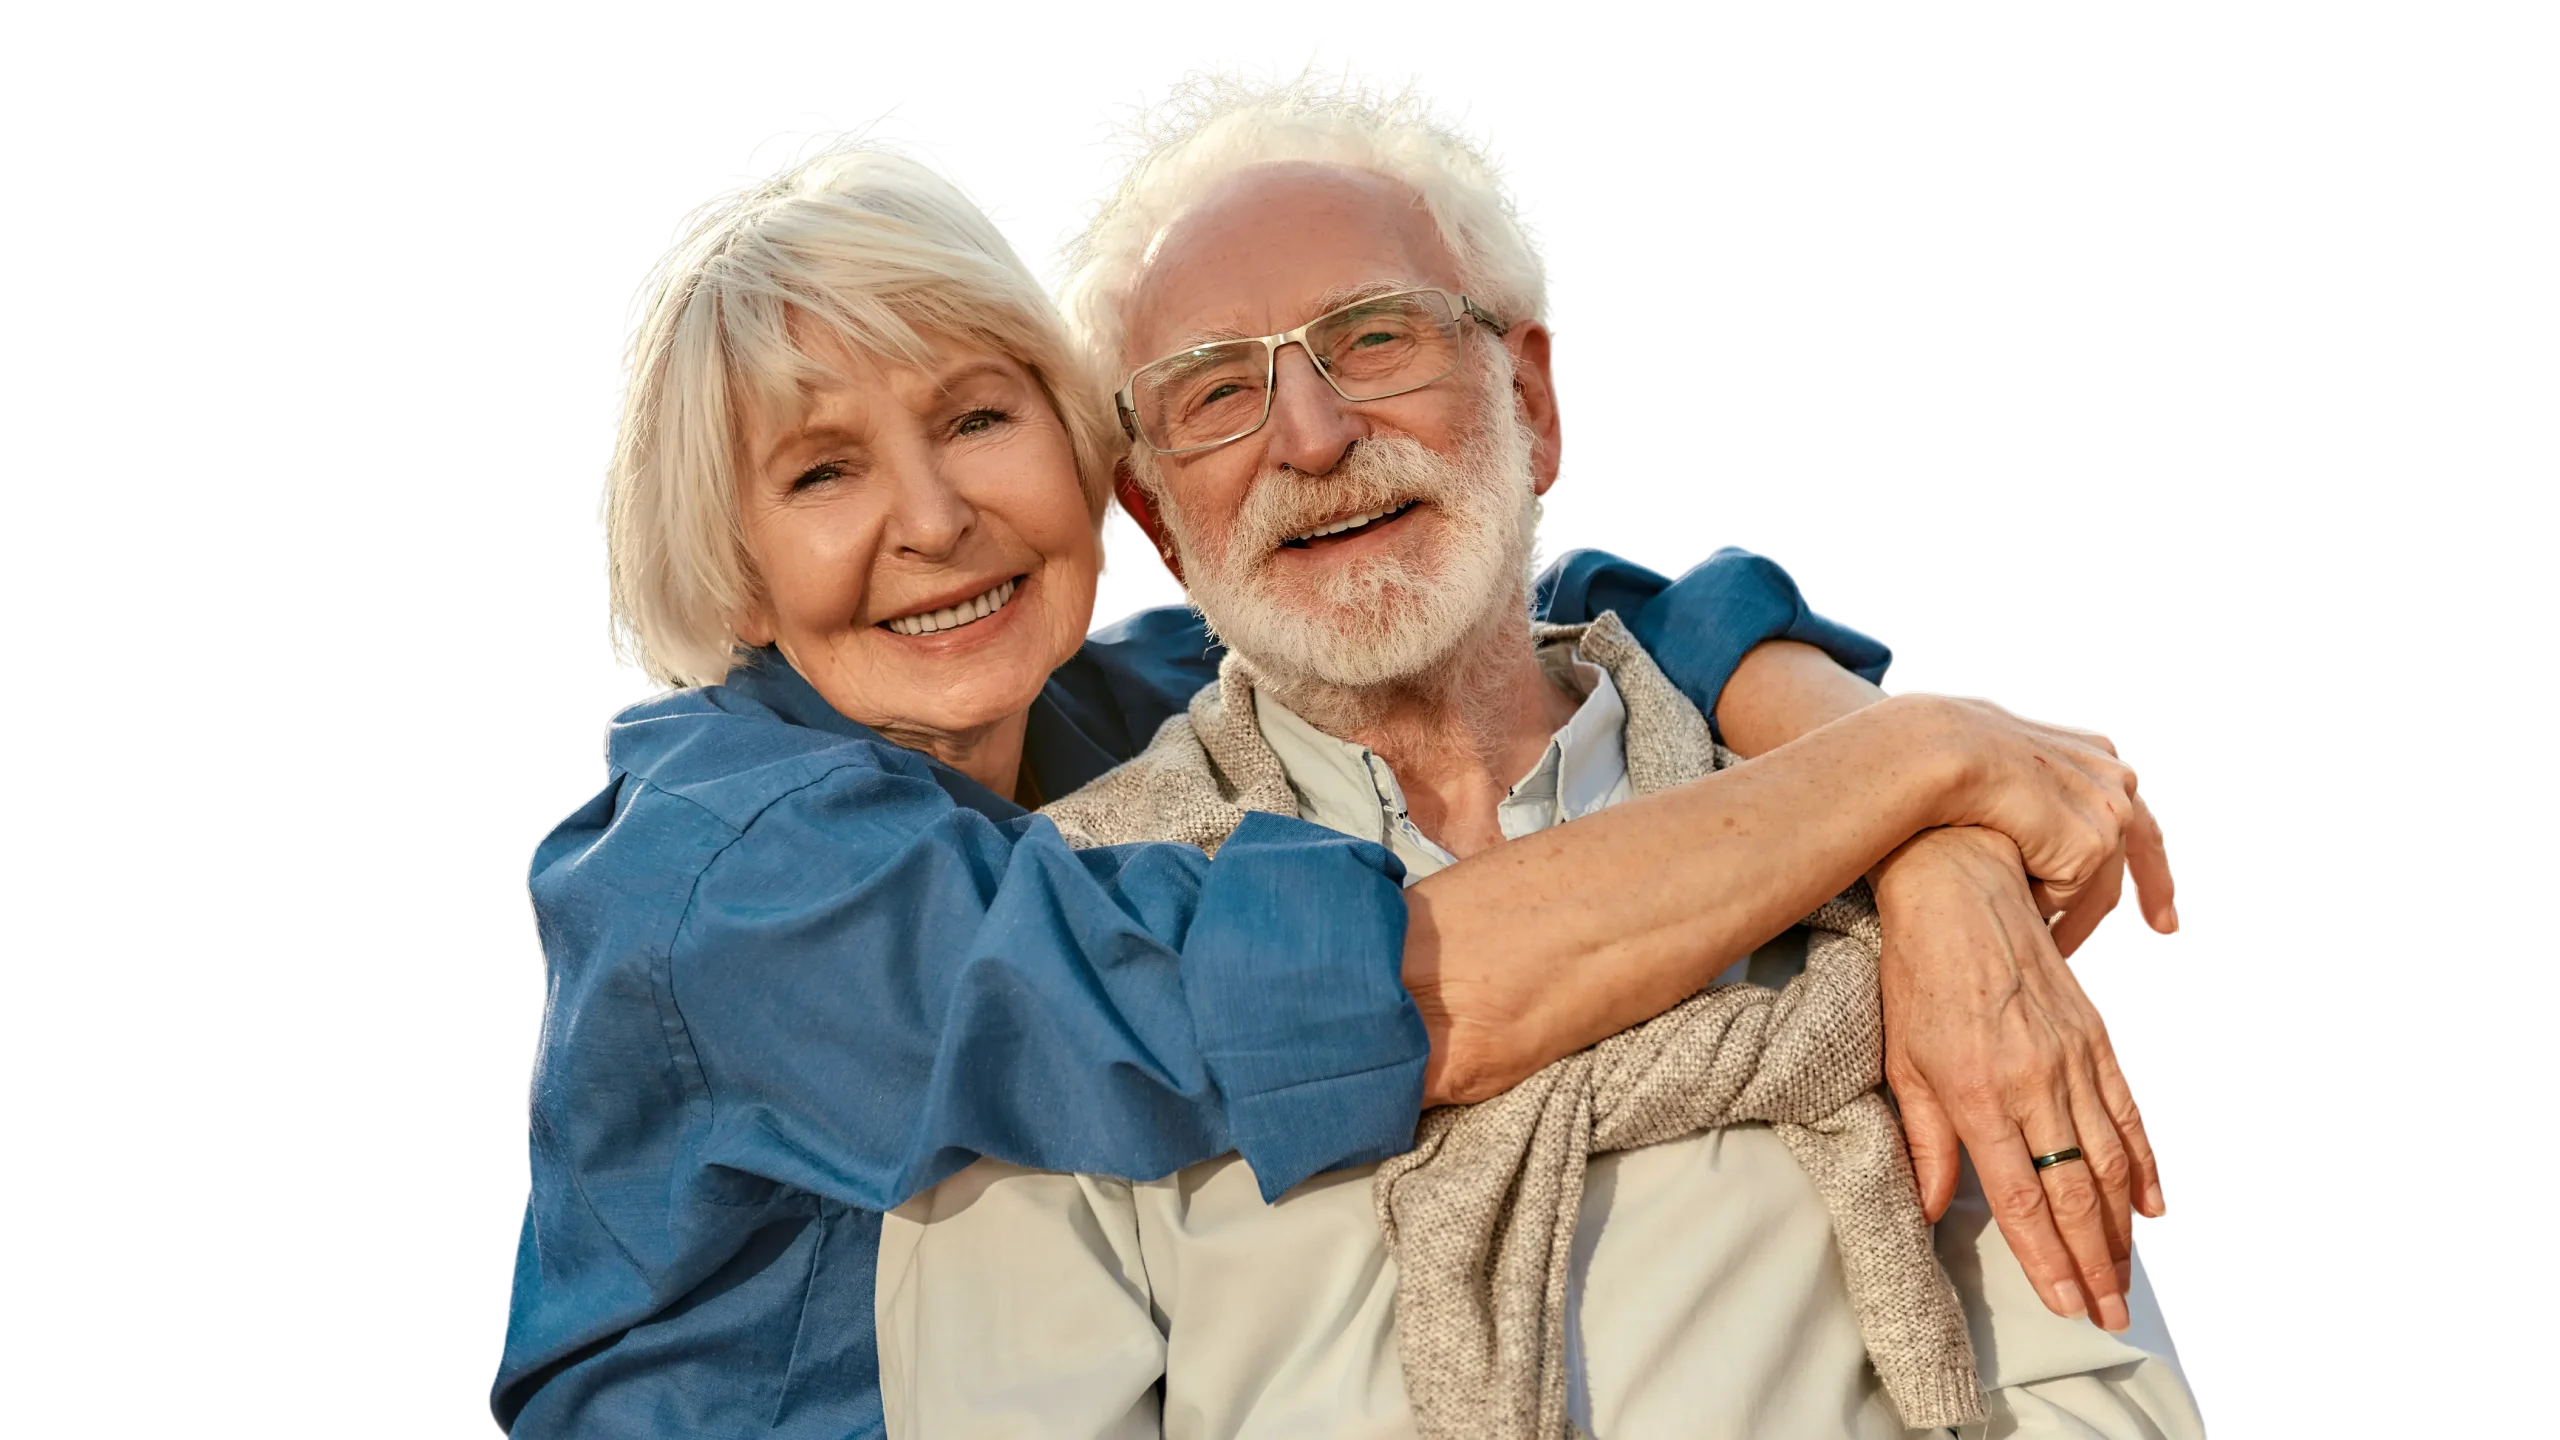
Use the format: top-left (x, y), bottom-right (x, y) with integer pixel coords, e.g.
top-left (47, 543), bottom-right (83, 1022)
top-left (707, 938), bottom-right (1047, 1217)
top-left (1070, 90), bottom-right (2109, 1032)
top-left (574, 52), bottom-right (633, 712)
top-left (1906, 694), bottom-right (2179, 943)
top-left (1870, 824), bottom-right (2164, 1333)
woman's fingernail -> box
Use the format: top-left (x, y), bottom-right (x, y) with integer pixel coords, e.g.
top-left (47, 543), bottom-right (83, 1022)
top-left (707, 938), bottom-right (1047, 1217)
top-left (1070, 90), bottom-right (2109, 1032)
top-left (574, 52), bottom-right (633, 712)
top-left (2050, 1282), bottom-right (2087, 1318)
top-left (2098, 1293), bottom-right (2131, 1332)
top-left (2161, 904), bottom-right (2180, 931)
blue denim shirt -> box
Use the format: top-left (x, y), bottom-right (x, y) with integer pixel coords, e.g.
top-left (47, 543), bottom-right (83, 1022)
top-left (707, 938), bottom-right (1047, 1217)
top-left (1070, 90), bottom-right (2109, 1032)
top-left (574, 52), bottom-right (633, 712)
top-left (494, 548), bottom-right (1885, 1437)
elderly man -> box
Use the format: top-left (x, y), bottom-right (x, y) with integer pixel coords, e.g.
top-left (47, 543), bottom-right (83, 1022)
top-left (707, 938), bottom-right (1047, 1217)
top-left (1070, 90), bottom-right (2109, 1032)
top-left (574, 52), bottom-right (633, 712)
top-left (876, 85), bottom-right (2202, 1439)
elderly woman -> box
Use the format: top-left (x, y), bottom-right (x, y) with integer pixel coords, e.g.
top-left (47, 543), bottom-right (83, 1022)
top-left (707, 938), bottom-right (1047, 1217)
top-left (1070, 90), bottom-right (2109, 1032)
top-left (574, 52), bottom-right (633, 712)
top-left (493, 147), bottom-right (2165, 1437)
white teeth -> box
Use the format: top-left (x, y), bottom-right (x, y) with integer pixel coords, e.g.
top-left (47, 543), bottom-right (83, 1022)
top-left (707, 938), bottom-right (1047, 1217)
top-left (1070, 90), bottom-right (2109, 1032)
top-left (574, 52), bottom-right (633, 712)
top-left (1288, 502), bottom-right (1410, 544)
top-left (886, 578), bottom-right (1018, 636)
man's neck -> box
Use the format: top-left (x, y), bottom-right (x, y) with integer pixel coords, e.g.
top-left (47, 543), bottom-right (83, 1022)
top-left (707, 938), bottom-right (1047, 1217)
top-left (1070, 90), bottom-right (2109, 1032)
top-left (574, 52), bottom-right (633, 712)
top-left (1259, 596), bottom-right (1580, 860)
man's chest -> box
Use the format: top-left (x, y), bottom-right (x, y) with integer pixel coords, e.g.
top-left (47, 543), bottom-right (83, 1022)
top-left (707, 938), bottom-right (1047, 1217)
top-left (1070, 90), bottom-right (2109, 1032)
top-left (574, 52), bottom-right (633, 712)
top-left (1131, 1124), bottom-right (1887, 1440)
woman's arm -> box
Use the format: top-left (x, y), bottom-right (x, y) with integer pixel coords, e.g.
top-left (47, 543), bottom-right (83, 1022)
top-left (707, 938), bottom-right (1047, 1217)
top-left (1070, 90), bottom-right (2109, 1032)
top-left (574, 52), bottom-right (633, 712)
top-left (1401, 691), bottom-right (2142, 1103)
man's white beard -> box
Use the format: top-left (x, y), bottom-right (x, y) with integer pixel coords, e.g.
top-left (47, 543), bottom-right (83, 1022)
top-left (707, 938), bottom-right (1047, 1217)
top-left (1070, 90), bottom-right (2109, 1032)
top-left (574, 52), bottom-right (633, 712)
top-left (1147, 382), bottom-right (1542, 695)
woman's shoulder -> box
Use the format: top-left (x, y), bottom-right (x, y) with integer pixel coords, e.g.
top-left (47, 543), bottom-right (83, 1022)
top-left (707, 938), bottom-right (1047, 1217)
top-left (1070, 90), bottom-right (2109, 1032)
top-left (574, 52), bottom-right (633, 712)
top-left (533, 682), bottom-right (963, 897)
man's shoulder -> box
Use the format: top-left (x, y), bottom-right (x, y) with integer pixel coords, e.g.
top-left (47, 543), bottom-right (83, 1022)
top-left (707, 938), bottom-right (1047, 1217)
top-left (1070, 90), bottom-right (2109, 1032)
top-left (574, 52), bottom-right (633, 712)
top-left (1041, 697), bottom-right (1239, 853)
top-left (1558, 612), bottom-right (1731, 793)
top-left (1041, 662), bottom-right (1304, 854)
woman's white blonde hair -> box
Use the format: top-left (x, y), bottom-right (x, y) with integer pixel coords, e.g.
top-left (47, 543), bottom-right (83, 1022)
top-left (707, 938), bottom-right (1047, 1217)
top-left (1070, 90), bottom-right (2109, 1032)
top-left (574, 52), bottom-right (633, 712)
top-left (608, 144), bottom-right (1118, 688)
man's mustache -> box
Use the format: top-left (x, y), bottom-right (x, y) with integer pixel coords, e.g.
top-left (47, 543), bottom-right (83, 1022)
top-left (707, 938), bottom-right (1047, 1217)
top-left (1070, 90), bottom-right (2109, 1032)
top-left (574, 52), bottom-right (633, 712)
top-left (1225, 436), bottom-right (1452, 563)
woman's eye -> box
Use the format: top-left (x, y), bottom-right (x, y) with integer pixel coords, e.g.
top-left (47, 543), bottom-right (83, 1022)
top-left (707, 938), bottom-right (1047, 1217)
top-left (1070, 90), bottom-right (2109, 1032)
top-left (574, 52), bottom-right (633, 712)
top-left (954, 407), bottom-right (1011, 437)
top-left (790, 462), bottom-right (843, 491)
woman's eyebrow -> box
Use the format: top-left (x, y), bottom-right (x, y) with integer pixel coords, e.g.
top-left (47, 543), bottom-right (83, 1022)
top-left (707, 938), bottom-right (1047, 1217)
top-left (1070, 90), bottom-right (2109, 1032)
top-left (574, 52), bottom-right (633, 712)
top-left (932, 357), bottom-right (1021, 393)
top-left (759, 421), bottom-right (861, 475)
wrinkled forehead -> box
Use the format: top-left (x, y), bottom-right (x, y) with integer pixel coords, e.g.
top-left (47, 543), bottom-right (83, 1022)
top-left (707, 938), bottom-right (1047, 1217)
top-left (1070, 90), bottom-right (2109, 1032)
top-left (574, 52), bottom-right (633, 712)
top-left (1123, 161), bottom-right (1463, 370)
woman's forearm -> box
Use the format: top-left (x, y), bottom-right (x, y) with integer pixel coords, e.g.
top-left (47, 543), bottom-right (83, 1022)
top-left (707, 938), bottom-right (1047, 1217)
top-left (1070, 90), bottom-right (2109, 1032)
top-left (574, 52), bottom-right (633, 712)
top-left (1401, 694), bottom-right (1965, 1104)
top-left (1714, 638), bottom-right (1888, 758)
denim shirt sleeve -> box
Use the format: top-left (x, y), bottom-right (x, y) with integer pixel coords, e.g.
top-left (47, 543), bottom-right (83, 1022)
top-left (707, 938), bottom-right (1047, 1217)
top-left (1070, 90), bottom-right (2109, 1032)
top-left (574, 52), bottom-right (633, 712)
top-left (1535, 546), bottom-right (1892, 735)
top-left (670, 773), bottom-right (1421, 1208)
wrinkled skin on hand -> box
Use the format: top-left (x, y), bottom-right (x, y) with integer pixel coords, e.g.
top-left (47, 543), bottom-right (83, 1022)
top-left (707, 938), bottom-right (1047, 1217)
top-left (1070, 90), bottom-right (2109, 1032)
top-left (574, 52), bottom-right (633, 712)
top-left (1870, 824), bottom-right (2172, 1333)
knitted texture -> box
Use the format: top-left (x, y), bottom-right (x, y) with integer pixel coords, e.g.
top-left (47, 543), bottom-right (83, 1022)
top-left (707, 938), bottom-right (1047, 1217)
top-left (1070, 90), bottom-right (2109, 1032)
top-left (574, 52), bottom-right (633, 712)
top-left (1042, 613), bottom-right (1985, 1434)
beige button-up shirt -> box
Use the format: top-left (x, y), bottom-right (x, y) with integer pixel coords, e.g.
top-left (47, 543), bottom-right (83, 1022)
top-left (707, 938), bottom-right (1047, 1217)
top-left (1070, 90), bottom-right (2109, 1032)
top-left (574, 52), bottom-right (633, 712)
top-left (877, 641), bottom-right (2204, 1439)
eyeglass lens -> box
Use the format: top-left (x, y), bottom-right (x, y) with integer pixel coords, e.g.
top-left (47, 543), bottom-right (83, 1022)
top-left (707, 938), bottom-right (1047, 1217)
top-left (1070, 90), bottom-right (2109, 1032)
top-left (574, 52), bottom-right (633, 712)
top-left (1130, 291), bottom-right (1466, 452)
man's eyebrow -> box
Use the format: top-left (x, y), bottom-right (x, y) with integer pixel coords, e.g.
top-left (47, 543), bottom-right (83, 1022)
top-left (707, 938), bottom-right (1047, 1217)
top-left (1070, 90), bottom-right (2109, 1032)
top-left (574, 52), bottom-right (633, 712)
top-left (1162, 323), bottom-right (1257, 352)
top-left (1160, 279), bottom-right (1429, 354)
top-left (1302, 278), bottom-right (1423, 317)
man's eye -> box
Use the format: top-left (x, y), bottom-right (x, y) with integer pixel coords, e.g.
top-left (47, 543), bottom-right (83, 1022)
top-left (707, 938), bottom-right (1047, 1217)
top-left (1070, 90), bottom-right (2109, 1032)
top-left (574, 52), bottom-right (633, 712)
top-left (1350, 329), bottom-right (1400, 349)
top-left (1200, 382), bottom-right (1243, 406)
top-left (954, 408), bottom-right (1011, 437)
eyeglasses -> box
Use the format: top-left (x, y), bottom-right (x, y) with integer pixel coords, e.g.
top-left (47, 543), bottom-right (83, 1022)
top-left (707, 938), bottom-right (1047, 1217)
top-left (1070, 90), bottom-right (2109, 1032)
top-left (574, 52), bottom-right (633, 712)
top-left (1115, 287), bottom-right (1511, 455)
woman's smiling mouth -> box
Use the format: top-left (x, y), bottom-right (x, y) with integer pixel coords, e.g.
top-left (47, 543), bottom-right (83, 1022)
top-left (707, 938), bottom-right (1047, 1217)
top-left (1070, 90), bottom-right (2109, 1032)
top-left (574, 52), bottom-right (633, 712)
top-left (882, 577), bottom-right (1021, 636)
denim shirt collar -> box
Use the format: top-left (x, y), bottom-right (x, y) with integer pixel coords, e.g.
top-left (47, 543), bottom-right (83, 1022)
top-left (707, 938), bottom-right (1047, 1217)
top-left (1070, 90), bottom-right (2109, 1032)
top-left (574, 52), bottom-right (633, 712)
top-left (720, 648), bottom-right (1027, 822)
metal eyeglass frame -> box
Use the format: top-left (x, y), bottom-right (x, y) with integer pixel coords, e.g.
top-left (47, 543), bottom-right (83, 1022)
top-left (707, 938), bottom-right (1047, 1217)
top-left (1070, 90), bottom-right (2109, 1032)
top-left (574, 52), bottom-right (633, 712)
top-left (1114, 287), bottom-right (1513, 456)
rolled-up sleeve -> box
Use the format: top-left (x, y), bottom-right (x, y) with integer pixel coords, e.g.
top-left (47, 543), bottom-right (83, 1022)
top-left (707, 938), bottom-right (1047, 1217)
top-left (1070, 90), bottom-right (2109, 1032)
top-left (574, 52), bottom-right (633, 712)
top-left (1536, 546), bottom-right (1891, 732)
top-left (671, 764), bottom-right (1423, 1211)
top-left (1181, 811), bottom-right (1426, 1198)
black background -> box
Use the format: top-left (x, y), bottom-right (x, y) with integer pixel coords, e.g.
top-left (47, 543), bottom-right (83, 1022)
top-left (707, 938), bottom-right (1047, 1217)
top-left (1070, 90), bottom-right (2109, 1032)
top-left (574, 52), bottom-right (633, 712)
top-left (460, 28), bottom-right (2539, 1424)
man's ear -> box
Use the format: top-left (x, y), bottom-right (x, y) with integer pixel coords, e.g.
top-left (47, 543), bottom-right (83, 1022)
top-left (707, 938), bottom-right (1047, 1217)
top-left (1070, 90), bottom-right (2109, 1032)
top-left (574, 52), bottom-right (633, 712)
top-left (1114, 459), bottom-right (1184, 583)
top-left (1506, 321), bottom-right (1564, 496)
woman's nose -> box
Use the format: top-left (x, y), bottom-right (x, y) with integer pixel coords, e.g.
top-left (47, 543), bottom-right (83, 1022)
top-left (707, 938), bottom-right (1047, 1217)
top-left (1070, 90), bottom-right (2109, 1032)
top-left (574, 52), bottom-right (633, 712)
top-left (1262, 343), bottom-right (1365, 475)
top-left (885, 452), bottom-right (977, 561)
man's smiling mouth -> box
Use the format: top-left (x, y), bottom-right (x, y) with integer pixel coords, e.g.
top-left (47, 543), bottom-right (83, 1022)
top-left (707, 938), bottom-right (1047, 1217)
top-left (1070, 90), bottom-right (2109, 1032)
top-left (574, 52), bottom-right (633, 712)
top-left (1280, 500), bottom-right (1419, 549)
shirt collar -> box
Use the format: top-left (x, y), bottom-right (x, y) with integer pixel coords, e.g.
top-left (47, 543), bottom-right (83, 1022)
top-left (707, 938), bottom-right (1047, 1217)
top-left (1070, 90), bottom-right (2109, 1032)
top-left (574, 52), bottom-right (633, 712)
top-left (717, 648), bottom-right (1025, 821)
top-left (1532, 649), bottom-right (1627, 824)
top-left (1252, 688), bottom-right (1397, 847)
top-left (1250, 638), bottom-right (1632, 873)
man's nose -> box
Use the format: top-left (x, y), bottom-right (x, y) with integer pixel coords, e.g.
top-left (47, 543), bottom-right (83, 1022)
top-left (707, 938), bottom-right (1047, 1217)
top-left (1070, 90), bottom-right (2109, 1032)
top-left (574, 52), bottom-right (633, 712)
top-left (1261, 342), bottom-right (1365, 475)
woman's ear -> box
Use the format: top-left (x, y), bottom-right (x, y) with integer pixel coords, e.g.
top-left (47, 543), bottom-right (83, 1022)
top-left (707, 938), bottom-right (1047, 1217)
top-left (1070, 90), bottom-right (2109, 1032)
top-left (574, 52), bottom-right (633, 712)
top-left (1114, 459), bottom-right (1184, 584)
top-left (731, 573), bottom-right (779, 649)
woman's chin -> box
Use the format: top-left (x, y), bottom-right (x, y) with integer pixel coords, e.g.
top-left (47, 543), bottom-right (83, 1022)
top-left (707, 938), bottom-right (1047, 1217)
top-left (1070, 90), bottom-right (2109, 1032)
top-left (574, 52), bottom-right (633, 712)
top-left (847, 625), bottom-right (1063, 740)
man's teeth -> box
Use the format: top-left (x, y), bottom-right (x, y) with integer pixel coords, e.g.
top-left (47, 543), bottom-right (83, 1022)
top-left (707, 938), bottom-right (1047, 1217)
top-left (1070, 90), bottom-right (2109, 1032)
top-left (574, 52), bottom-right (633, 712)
top-left (1288, 501), bottom-right (1412, 544)
top-left (885, 578), bottom-right (1018, 637)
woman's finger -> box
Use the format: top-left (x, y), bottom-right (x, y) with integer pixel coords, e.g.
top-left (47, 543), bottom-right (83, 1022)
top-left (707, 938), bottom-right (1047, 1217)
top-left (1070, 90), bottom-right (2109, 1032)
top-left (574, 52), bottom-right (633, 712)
top-left (2046, 842), bottom-right (2124, 957)
top-left (2124, 794), bottom-right (2178, 933)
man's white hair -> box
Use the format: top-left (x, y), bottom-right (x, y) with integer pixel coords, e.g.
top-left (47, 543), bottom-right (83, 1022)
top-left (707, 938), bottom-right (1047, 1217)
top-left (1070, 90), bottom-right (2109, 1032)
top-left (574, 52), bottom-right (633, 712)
top-left (1060, 74), bottom-right (1548, 376)
top-left (607, 144), bottom-right (1118, 688)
